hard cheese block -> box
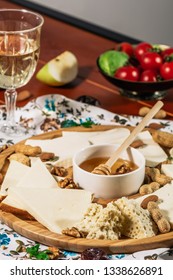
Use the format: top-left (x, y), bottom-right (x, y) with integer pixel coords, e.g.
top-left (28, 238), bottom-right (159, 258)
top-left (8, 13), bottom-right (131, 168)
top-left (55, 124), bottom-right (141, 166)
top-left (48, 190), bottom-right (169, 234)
top-left (8, 187), bottom-right (92, 234)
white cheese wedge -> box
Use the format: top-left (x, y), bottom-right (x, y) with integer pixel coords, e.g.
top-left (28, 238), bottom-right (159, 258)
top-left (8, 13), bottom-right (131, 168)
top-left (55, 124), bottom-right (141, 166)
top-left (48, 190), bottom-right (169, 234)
top-left (0, 160), bottom-right (30, 196)
top-left (136, 131), bottom-right (167, 167)
top-left (26, 136), bottom-right (90, 160)
top-left (1, 195), bottom-right (25, 210)
top-left (26, 129), bottom-right (166, 166)
top-left (8, 187), bottom-right (92, 234)
top-left (87, 128), bottom-right (130, 145)
top-left (136, 183), bottom-right (173, 224)
top-left (26, 128), bottom-right (130, 160)
top-left (16, 158), bottom-right (57, 189)
top-left (62, 128), bottom-right (130, 145)
top-left (1, 158), bottom-right (58, 212)
top-left (161, 164), bottom-right (173, 178)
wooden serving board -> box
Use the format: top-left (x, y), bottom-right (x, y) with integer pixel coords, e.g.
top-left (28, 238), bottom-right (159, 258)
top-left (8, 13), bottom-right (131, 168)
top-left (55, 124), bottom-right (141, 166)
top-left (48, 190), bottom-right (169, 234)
top-left (1, 211), bottom-right (173, 254)
top-left (0, 125), bottom-right (173, 254)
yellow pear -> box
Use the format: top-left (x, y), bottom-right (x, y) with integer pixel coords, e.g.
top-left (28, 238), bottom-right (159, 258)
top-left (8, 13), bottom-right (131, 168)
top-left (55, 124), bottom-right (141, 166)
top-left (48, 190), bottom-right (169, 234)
top-left (36, 51), bottom-right (78, 86)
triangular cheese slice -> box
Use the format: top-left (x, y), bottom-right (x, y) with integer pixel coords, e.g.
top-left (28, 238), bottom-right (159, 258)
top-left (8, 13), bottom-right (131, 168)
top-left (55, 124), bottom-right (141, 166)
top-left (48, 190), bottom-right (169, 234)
top-left (1, 194), bottom-right (25, 210)
top-left (0, 160), bottom-right (30, 196)
top-left (26, 128), bottom-right (130, 160)
top-left (8, 187), bottom-right (92, 234)
top-left (87, 128), bottom-right (130, 145)
top-left (16, 158), bottom-right (57, 188)
top-left (136, 131), bottom-right (167, 167)
top-left (26, 136), bottom-right (90, 160)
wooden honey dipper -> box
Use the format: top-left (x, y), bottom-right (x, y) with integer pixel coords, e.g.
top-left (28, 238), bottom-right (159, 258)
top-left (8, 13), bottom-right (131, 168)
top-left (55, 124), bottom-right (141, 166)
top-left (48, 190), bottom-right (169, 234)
top-left (92, 100), bottom-right (164, 175)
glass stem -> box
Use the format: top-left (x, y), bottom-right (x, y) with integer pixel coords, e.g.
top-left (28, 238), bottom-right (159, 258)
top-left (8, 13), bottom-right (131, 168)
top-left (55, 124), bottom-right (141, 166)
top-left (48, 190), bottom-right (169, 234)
top-left (4, 89), bottom-right (17, 127)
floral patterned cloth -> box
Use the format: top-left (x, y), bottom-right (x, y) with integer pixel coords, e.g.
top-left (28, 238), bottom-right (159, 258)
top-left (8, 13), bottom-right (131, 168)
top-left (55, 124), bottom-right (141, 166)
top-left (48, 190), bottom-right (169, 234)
top-left (0, 93), bottom-right (173, 260)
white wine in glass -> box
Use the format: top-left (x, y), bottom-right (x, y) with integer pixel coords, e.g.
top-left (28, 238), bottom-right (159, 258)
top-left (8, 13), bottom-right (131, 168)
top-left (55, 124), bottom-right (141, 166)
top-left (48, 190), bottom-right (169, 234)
top-left (0, 9), bottom-right (44, 135)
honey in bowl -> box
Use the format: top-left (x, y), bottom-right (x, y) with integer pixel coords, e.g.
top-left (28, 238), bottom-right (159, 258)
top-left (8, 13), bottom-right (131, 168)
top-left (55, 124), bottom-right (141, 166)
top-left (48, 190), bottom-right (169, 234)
top-left (73, 144), bottom-right (145, 198)
top-left (79, 157), bottom-right (138, 175)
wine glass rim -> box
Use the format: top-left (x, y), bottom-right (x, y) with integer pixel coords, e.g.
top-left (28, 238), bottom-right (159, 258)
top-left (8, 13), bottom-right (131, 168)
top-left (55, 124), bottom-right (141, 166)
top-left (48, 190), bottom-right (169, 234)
top-left (0, 8), bottom-right (44, 34)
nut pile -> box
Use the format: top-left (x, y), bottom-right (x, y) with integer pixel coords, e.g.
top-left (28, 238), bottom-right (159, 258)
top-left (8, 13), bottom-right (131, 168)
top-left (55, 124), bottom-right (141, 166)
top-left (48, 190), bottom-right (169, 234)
top-left (139, 166), bottom-right (172, 195)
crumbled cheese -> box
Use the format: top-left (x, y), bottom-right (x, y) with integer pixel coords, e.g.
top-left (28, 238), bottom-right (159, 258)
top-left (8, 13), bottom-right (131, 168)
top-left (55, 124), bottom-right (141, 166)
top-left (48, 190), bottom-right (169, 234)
top-left (115, 197), bottom-right (156, 239)
top-left (76, 203), bottom-right (103, 235)
top-left (76, 197), bottom-right (157, 240)
top-left (76, 202), bottom-right (123, 240)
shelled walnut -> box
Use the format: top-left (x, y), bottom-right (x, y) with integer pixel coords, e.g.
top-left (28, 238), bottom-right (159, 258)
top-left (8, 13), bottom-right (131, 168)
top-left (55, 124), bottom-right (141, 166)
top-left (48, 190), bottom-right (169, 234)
top-left (50, 165), bottom-right (68, 177)
top-left (62, 227), bottom-right (85, 238)
top-left (58, 178), bottom-right (79, 189)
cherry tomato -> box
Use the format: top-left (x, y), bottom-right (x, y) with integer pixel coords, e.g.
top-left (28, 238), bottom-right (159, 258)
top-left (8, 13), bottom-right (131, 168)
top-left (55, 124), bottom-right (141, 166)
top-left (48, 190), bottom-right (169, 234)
top-left (140, 69), bottom-right (157, 82)
top-left (161, 47), bottom-right (173, 60)
top-left (160, 61), bottom-right (173, 80)
top-left (140, 52), bottom-right (163, 71)
top-left (117, 42), bottom-right (133, 57)
top-left (114, 65), bottom-right (139, 81)
top-left (134, 42), bottom-right (152, 61)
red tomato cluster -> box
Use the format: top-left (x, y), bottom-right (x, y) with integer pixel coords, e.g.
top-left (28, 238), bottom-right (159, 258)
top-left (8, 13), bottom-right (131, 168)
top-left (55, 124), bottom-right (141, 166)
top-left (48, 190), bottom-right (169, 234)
top-left (115, 42), bottom-right (173, 82)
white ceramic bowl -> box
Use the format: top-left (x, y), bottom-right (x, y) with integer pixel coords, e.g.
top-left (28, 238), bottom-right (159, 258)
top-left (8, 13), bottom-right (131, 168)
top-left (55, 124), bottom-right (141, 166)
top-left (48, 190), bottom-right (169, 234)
top-left (73, 144), bottom-right (145, 199)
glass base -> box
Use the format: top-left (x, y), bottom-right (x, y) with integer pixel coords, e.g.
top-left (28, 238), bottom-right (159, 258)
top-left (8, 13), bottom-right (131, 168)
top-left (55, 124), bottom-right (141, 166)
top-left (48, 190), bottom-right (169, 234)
top-left (120, 90), bottom-right (167, 100)
top-left (1, 123), bottom-right (26, 136)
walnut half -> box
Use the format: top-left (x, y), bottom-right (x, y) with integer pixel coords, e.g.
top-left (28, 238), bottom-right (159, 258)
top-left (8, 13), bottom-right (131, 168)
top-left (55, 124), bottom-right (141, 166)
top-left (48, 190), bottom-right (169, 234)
top-left (58, 178), bottom-right (80, 189)
top-left (62, 227), bottom-right (86, 238)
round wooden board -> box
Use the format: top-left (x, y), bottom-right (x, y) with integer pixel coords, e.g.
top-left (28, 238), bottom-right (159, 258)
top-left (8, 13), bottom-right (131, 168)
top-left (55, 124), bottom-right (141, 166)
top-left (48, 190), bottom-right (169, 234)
top-left (0, 210), bottom-right (173, 254)
top-left (0, 125), bottom-right (173, 254)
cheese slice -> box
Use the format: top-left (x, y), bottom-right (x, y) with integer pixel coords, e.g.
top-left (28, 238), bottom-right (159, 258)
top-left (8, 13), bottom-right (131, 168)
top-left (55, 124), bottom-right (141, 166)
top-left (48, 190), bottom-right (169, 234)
top-left (0, 160), bottom-right (30, 196)
top-left (136, 131), bottom-right (167, 167)
top-left (136, 183), bottom-right (173, 224)
top-left (0, 158), bottom-right (58, 214)
top-left (161, 164), bottom-right (173, 178)
top-left (8, 187), bottom-right (92, 234)
top-left (1, 194), bottom-right (25, 210)
top-left (62, 128), bottom-right (130, 145)
top-left (16, 158), bottom-right (57, 189)
top-left (0, 194), bottom-right (34, 220)
top-left (26, 136), bottom-right (90, 160)
top-left (26, 128), bottom-right (130, 160)
top-left (87, 128), bottom-right (130, 145)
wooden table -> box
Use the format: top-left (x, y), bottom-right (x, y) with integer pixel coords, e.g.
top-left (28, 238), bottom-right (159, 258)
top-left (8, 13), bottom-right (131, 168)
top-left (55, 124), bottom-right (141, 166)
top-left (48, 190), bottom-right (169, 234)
top-left (1, 0), bottom-right (173, 119)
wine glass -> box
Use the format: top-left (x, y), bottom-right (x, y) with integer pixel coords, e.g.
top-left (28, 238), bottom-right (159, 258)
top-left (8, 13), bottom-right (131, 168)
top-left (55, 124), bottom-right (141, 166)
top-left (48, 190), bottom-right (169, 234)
top-left (0, 9), bottom-right (44, 135)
